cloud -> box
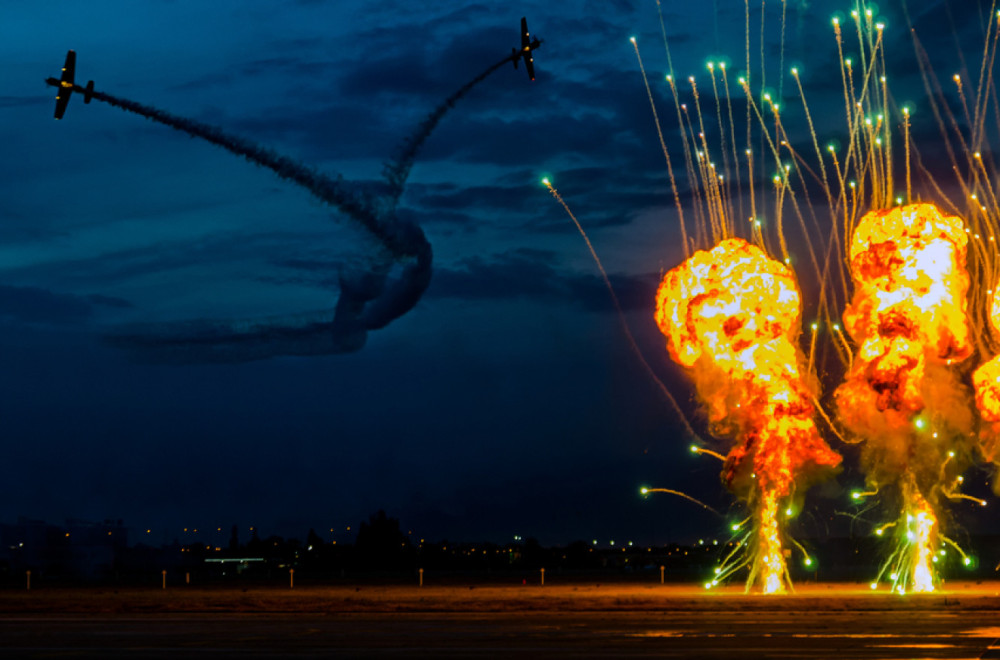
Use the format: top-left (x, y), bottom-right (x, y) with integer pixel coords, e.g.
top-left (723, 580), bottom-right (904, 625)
top-left (0, 96), bottom-right (46, 109)
top-left (0, 285), bottom-right (128, 325)
top-left (424, 248), bottom-right (658, 312)
top-left (86, 293), bottom-right (134, 309)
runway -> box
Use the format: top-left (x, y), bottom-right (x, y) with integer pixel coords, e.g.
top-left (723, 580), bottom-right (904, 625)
top-left (2, 582), bottom-right (999, 658)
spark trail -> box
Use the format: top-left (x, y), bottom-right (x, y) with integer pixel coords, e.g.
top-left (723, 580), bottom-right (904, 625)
top-left (87, 53), bottom-right (515, 361)
top-left (654, 238), bottom-right (841, 593)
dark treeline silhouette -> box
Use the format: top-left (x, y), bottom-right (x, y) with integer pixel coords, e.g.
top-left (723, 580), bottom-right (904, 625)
top-left (5, 512), bottom-right (997, 586)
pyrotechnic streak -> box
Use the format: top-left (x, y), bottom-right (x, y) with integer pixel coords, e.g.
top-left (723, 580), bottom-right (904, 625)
top-left (778, 0), bottom-right (787, 102)
top-left (869, 478), bottom-right (976, 595)
top-left (631, 38), bottom-right (690, 258)
top-left (639, 487), bottom-right (721, 516)
top-left (655, 239), bottom-right (840, 593)
top-left (903, 107), bottom-right (912, 203)
top-left (974, 12), bottom-right (1000, 150)
top-left (543, 179), bottom-right (702, 444)
top-left (718, 63), bottom-right (744, 226)
top-left (688, 77), bottom-right (726, 242)
top-left (691, 445), bottom-right (726, 461)
top-left (666, 75), bottom-right (708, 248)
top-left (807, 322), bottom-right (819, 374)
top-left (707, 63), bottom-right (735, 229)
top-left (811, 394), bottom-right (850, 447)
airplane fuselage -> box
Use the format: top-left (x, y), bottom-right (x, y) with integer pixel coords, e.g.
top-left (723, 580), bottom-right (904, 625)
top-left (46, 50), bottom-right (94, 119)
top-left (45, 78), bottom-right (76, 90)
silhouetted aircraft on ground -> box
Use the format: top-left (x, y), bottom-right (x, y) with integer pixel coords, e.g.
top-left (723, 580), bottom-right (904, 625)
top-left (511, 17), bottom-right (542, 81)
top-left (45, 50), bottom-right (94, 119)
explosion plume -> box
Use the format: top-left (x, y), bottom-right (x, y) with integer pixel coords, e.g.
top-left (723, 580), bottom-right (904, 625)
top-left (655, 238), bottom-right (841, 593)
top-left (974, 289), bottom-right (1000, 467)
top-left (835, 203), bottom-right (977, 594)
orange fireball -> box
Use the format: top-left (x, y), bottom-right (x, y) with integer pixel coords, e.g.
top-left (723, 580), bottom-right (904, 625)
top-left (838, 203), bottom-right (972, 436)
top-left (836, 203), bottom-right (975, 593)
top-left (974, 290), bottom-right (1000, 462)
top-left (655, 238), bottom-right (840, 592)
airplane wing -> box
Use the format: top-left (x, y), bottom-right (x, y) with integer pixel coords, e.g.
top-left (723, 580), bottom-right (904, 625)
top-left (54, 88), bottom-right (71, 120)
top-left (61, 50), bottom-right (76, 85)
top-left (519, 18), bottom-right (537, 81)
top-left (53, 50), bottom-right (76, 120)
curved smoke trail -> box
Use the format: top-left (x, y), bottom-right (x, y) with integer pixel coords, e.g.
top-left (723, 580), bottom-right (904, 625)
top-left (382, 55), bottom-right (514, 208)
top-left (99, 54), bottom-right (514, 361)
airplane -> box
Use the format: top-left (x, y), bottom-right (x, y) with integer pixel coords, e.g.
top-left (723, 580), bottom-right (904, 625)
top-left (44, 50), bottom-right (94, 120)
top-left (511, 17), bottom-right (542, 81)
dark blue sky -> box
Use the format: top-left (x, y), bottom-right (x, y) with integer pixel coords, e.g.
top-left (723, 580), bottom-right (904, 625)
top-left (0, 0), bottom-right (994, 546)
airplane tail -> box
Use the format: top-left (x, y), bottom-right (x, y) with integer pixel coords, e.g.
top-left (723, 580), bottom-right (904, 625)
top-left (84, 80), bottom-right (94, 104)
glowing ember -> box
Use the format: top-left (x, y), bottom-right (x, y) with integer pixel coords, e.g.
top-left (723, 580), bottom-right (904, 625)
top-left (655, 238), bottom-right (841, 593)
top-left (836, 203), bottom-right (975, 593)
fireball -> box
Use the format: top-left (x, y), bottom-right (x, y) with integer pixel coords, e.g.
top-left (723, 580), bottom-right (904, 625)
top-left (836, 203), bottom-right (975, 593)
top-left (655, 238), bottom-right (841, 593)
top-left (974, 289), bottom-right (1000, 464)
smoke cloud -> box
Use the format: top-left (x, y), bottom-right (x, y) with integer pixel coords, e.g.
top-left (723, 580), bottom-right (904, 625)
top-left (96, 54), bottom-right (513, 361)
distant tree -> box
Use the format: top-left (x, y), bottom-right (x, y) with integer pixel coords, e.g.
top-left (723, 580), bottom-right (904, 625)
top-left (228, 525), bottom-right (240, 552)
top-left (246, 527), bottom-right (263, 555)
top-left (564, 540), bottom-right (601, 569)
top-left (353, 510), bottom-right (412, 571)
top-left (521, 537), bottom-right (546, 570)
top-left (306, 528), bottom-right (324, 551)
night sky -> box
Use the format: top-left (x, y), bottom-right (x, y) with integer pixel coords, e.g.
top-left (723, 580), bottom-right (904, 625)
top-left (1, 1), bottom-right (997, 547)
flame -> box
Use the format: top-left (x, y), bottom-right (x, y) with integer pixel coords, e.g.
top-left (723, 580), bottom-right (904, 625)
top-left (907, 499), bottom-right (937, 594)
top-left (758, 491), bottom-right (785, 595)
top-left (974, 289), bottom-right (1000, 464)
top-left (655, 238), bottom-right (840, 593)
top-left (836, 203), bottom-right (973, 592)
top-left (838, 203), bottom-right (971, 431)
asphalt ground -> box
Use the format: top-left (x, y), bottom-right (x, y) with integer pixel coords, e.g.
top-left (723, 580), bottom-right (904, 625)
top-left (2, 582), bottom-right (999, 658)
